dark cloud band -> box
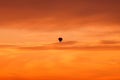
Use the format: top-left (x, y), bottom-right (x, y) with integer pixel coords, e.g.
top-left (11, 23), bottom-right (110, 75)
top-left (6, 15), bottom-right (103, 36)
top-left (0, 0), bottom-right (120, 31)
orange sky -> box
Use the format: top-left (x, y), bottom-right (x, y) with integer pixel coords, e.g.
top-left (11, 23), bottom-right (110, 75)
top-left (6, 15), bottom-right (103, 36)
top-left (0, 0), bottom-right (120, 80)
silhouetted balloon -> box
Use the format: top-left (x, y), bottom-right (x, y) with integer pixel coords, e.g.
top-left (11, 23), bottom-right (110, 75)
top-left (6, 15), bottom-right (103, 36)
top-left (58, 37), bottom-right (63, 42)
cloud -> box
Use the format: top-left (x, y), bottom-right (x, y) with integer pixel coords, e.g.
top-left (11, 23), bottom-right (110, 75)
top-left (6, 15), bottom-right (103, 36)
top-left (100, 40), bottom-right (120, 44)
top-left (48, 41), bottom-right (78, 46)
top-left (0, 41), bottom-right (120, 51)
top-left (18, 41), bottom-right (79, 50)
top-left (0, 44), bottom-right (17, 48)
top-left (17, 41), bottom-right (120, 51)
top-left (0, 0), bottom-right (120, 31)
top-left (18, 45), bottom-right (120, 51)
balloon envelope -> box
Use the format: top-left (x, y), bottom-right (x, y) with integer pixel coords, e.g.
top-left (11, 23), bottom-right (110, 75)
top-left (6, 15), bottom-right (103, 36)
top-left (58, 37), bottom-right (63, 42)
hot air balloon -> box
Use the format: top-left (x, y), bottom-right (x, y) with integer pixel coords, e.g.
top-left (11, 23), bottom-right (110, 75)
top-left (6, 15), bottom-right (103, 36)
top-left (58, 37), bottom-right (63, 42)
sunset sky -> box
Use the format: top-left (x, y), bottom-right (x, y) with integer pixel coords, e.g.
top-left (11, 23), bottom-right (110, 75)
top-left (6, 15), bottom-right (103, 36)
top-left (0, 0), bottom-right (120, 80)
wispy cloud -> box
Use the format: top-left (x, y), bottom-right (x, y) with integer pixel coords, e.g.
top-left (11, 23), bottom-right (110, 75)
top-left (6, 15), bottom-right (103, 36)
top-left (1, 41), bottom-right (119, 51)
top-left (0, 44), bottom-right (17, 48)
top-left (100, 40), bottom-right (120, 44)
top-left (17, 40), bottom-right (120, 51)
